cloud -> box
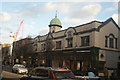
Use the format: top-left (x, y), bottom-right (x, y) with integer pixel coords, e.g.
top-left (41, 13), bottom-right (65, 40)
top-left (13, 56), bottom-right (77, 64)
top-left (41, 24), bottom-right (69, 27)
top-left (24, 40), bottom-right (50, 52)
top-left (82, 4), bottom-right (101, 15)
top-left (62, 3), bottom-right (101, 27)
top-left (62, 16), bottom-right (96, 28)
top-left (71, 3), bottom-right (101, 18)
top-left (39, 28), bottom-right (49, 35)
top-left (1, 2), bottom-right (118, 44)
top-left (0, 34), bottom-right (13, 44)
top-left (103, 2), bottom-right (118, 12)
top-left (17, 4), bottom-right (45, 18)
top-left (1, 0), bottom-right (119, 2)
top-left (63, 18), bottom-right (82, 25)
top-left (112, 13), bottom-right (119, 24)
top-left (44, 3), bottom-right (71, 13)
top-left (0, 12), bottom-right (12, 22)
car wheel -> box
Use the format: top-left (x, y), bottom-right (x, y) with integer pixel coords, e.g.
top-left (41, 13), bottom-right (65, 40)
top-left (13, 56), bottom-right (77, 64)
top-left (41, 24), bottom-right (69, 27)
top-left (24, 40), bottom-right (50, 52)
top-left (16, 70), bottom-right (19, 74)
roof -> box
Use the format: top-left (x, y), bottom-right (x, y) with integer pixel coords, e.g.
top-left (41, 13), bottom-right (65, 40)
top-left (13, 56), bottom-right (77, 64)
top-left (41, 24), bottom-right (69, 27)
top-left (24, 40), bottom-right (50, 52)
top-left (35, 17), bottom-right (119, 42)
top-left (49, 16), bottom-right (62, 27)
top-left (97, 17), bottom-right (120, 31)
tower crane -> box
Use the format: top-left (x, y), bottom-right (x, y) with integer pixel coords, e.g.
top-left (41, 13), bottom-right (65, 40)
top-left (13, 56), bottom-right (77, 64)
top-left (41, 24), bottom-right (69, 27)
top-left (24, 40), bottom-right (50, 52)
top-left (10, 20), bottom-right (24, 41)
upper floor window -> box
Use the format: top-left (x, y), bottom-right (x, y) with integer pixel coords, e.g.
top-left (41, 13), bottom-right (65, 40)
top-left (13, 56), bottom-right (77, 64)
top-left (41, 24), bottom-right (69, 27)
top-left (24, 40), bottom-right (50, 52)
top-left (81, 36), bottom-right (90, 46)
top-left (67, 31), bottom-right (73, 37)
top-left (67, 38), bottom-right (73, 48)
top-left (105, 34), bottom-right (118, 49)
top-left (109, 38), bottom-right (114, 48)
top-left (56, 41), bottom-right (62, 49)
top-left (105, 36), bottom-right (108, 47)
top-left (115, 38), bottom-right (118, 49)
top-left (41, 43), bottom-right (45, 51)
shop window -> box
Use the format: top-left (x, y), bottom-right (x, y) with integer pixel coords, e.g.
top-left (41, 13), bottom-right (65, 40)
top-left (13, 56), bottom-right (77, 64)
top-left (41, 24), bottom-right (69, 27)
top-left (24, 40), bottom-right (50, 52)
top-left (81, 36), bottom-right (90, 46)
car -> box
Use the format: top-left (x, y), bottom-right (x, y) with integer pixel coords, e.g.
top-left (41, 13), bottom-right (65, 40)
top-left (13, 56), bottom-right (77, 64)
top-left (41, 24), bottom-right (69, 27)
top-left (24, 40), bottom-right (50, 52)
top-left (20, 67), bottom-right (77, 80)
top-left (76, 71), bottom-right (100, 80)
top-left (12, 64), bottom-right (28, 74)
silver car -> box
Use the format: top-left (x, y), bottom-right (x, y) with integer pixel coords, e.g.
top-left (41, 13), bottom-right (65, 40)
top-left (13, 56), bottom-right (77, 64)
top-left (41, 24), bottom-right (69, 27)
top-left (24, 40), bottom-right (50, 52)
top-left (12, 64), bottom-right (28, 74)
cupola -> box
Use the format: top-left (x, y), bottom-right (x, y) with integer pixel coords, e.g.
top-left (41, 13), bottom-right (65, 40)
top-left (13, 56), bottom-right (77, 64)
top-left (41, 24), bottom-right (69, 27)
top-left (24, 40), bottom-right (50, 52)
top-left (49, 13), bottom-right (62, 33)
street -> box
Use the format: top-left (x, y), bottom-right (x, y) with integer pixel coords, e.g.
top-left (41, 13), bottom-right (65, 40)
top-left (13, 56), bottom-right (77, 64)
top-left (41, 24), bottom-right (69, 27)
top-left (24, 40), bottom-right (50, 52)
top-left (1, 65), bottom-right (23, 80)
top-left (1, 71), bottom-right (23, 80)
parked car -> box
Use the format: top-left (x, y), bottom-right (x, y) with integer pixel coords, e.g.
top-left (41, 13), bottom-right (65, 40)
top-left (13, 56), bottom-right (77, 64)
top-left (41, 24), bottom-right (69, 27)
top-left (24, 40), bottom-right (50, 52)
top-left (76, 71), bottom-right (100, 80)
top-left (20, 67), bottom-right (77, 80)
top-left (12, 64), bottom-right (28, 74)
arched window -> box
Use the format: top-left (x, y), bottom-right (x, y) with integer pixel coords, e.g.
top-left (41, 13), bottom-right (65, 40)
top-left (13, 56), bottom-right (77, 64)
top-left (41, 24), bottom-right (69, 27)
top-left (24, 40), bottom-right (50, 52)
top-left (105, 34), bottom-right (117, 48)
top-left (66, 30), bottom-right (73, 48)
top-left (109, 34), bottom-right (115, 48)
top-left (105, 36), bottom-right (108, 47)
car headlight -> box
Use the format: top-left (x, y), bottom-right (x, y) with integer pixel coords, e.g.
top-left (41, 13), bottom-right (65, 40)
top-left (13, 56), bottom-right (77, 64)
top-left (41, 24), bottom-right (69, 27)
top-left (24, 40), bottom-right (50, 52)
top-left (18, 70), bottom-right (21, 73)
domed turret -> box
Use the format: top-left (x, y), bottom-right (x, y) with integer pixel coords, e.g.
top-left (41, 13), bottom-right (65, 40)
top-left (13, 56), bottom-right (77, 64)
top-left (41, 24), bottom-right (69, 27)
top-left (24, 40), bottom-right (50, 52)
top-left (49, 15), bottom-right (62, 33)
top-left (49, 16), bottom-right (62, 27)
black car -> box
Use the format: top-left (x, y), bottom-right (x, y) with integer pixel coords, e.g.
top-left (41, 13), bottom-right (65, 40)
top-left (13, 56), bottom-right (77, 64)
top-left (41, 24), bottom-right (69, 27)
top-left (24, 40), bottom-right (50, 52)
top-left (20, 67), bottom-right (77, 80)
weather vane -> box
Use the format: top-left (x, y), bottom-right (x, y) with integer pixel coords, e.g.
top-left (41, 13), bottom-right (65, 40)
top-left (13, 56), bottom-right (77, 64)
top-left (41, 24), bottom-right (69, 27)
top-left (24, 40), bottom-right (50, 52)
top-left (55, 10), bottom-right (57, 17)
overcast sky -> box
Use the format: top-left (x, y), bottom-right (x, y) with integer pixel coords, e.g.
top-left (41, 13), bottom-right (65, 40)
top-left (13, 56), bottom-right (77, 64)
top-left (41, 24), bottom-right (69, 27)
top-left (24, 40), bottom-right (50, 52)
top-left (0, 0), bottom-right (119, 44)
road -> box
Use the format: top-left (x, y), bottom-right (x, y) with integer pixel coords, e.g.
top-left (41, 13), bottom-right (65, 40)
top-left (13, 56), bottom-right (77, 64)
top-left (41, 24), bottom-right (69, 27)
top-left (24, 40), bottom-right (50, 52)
top-left (1, 71), bottom-right (23, 80)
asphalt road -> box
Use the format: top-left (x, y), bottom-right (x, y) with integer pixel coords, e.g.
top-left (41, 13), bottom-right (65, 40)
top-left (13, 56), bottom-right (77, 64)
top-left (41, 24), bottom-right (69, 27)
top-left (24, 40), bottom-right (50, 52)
top-left (1, 71), bottom-right (23, 80)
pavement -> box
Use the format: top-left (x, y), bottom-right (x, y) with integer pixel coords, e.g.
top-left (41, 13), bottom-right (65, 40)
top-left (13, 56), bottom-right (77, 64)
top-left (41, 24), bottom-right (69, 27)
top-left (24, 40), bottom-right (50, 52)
top-left (1, 71), bottom-right (23, 80)
top-left (1, 65), bottom-right (23, 80)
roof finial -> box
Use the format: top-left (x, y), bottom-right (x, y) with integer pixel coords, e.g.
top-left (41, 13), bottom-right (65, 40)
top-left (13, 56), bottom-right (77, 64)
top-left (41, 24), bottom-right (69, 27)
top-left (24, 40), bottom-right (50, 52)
top-left (55, 10), bottom-right (57, 18)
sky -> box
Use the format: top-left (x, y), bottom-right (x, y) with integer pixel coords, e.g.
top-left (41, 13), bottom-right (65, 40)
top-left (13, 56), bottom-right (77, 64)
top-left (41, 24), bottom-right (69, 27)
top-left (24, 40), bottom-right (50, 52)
top-left (0, 0), bottom-right (119, 44)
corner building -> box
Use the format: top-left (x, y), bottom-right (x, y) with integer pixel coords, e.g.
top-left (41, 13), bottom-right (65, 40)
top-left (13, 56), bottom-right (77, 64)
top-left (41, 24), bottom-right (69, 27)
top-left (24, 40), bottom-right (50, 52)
top-left (33, 16), bottom-right (120, 76)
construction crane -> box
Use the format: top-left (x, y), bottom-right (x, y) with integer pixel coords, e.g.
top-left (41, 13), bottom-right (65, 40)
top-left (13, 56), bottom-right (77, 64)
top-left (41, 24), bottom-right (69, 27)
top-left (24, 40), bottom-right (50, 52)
top-left (10, 20), bottom-right (24, 41)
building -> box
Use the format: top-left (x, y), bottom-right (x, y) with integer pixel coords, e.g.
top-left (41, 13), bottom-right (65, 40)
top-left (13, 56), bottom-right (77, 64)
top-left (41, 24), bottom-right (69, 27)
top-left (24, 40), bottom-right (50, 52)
top-left (33, 16), bottom-right (120, 76)
top-left (12, 15), bottom-right (120, 77)
top-left (12, 37), bottom-right (34, 66)
top-left (0, 44), bottom-right (2, 75)
top-left (1, 44), bottom-right (12, 65)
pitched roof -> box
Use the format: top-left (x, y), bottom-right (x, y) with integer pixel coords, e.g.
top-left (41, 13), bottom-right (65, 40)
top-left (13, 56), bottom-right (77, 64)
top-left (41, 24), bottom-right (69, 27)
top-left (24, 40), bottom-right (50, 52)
top-left (97, 17), bottom-right (120, 31)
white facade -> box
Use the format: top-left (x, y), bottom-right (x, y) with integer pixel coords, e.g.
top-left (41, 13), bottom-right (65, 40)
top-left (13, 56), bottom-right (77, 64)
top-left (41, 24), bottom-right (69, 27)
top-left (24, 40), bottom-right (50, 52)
top-left (33, 18), bottom-right (120, 76)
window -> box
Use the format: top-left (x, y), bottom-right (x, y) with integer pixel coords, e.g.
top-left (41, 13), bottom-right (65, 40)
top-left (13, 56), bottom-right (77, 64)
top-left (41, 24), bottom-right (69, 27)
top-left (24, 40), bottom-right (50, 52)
top-left (67, 31), bottom-right (73, 38)
top-left (105, 36), bottom-right (108, 47)
top-left (41, 43), bottom-right (45, 51)
top-left (56, 41), bottom-right (62, 49)
top-left (81, 36), bottom-right (90, 46)
top-left (115, 38), bottom-right (118, 49)
top-left (54, 71), bottom-right (75, 79)
top-left (109, 38), bottom-right (114, 48)
top-left (105, 34), bottom-right (117, 49)
top-left (30, 69), bottom-right (48, 77)
top-left (35, 69), bottom-right (48, 77)
top-left (66, 38), bottom-right (73, 48)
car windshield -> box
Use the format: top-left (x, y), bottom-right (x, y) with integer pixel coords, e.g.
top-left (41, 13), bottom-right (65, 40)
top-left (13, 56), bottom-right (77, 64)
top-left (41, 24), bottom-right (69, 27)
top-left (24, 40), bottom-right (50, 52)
top-left (54, 71), bottom-right (75, 79)
top-left (17, 65), bottom-right (25, 68)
